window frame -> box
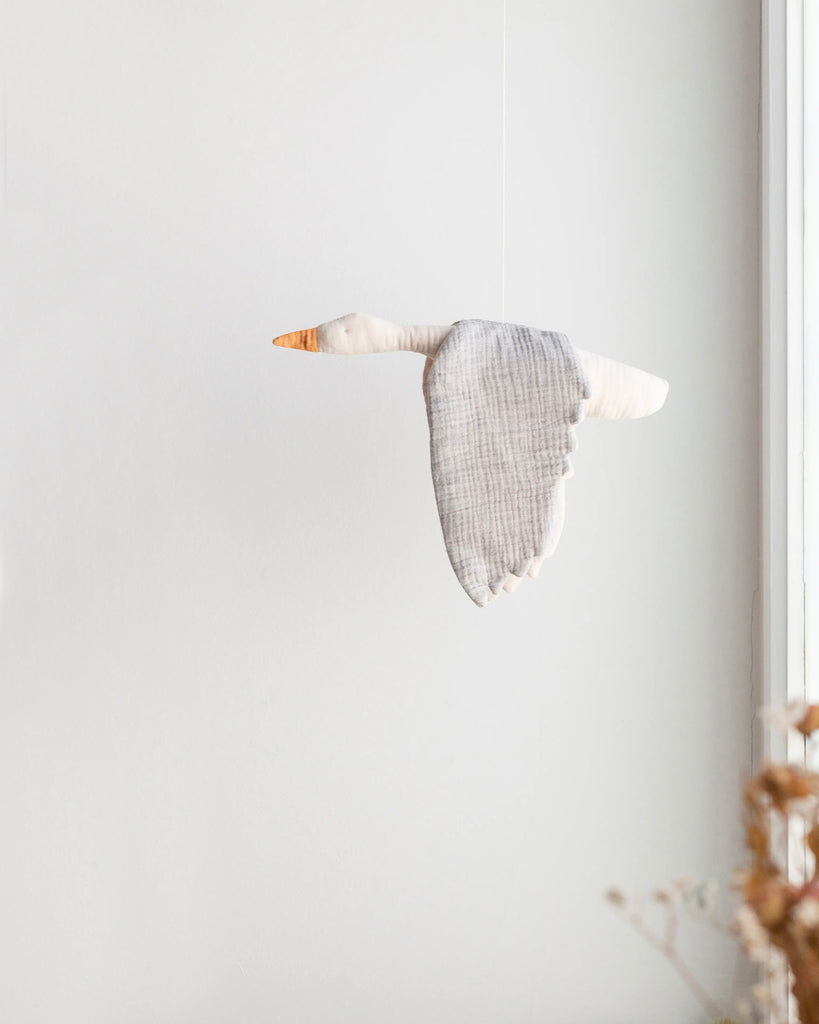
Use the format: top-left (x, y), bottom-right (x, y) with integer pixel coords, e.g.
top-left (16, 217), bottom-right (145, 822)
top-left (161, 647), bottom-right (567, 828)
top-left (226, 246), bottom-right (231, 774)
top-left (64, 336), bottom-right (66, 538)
top-left (760, 0), bottom-right (815, 763)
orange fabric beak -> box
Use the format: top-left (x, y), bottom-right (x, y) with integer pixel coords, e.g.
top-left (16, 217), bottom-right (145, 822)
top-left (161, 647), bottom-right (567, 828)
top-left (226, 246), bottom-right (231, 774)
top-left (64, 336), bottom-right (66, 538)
top-left (273, 327), bottom-right (319, 352)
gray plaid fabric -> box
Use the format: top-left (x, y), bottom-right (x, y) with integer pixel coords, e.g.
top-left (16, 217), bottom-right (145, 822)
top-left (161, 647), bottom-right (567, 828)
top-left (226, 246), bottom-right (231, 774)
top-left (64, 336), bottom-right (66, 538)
top-left (425, 320), bottom-right (590, 606)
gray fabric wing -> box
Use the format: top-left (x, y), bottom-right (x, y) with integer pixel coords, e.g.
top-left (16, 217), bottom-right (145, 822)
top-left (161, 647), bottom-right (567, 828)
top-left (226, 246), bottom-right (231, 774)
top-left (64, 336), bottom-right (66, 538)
top-left (425, 320), bottom-right (590, 606)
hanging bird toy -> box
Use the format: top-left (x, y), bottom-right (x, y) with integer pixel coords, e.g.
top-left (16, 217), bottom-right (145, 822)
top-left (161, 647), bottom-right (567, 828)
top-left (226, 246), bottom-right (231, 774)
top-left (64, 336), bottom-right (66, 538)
top-left (274, 313), bottom-right (668, 606)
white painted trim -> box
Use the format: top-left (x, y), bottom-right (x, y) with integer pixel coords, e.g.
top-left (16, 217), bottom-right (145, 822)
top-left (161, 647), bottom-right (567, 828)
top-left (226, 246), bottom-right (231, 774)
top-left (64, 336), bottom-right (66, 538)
top-left (760, 27), bottom-right (816, 1024)
top-left (804, 0), bottom-right (819, 704)
top-left (761, 0), bottom-right (789, 762)
top-left (760, 0), bottom-right (786, 758)
top-left (785, 0), bottom-right (806, 717)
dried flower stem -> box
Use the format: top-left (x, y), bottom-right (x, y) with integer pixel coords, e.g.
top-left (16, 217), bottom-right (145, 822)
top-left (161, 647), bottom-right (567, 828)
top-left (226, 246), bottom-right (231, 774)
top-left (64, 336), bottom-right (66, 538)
top-left (623, 907), bottom-right (727, 1020)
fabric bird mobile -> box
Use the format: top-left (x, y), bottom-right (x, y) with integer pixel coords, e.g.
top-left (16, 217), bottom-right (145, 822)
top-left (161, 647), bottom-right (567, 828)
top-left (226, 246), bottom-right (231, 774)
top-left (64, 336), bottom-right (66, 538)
top-left (274, 313), bottom-right (668, 606)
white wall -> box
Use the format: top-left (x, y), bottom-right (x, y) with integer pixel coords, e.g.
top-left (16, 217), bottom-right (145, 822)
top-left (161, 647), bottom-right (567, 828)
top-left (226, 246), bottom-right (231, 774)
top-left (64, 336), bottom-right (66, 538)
top-left (0, 2), bottom-right (760, 1022)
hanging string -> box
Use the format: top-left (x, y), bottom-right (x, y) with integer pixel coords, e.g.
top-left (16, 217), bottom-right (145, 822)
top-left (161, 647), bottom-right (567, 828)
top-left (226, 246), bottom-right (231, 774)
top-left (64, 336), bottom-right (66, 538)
top-left (501, 0), bottom-right (508, 321)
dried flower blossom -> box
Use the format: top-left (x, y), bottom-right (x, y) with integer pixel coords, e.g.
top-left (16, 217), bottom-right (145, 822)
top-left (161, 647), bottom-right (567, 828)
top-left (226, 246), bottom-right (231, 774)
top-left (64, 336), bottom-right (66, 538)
top-left (749, 763), bottom-right (819, 812)
top-left (733, 905), bottom-right (770, 963)
top-left (760, 701), bottom-right (811, 734)
top-left (792, 897), bottom-right (819, 928)
top-left (604, 887), bottom-right (628, 908)
top-left (789, 795), bottom-right (819, 819)
top-left (685, 879), bottom-right (719, 913)
top-left (798, 706), bottom-right (819, 737)
top-left (734, 998), bottom-right (752, 1022)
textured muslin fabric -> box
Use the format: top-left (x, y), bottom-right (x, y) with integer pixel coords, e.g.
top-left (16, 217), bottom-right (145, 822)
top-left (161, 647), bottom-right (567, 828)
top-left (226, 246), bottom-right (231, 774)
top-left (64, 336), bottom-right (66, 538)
top-left (425, 320), bottom-right (591, 606)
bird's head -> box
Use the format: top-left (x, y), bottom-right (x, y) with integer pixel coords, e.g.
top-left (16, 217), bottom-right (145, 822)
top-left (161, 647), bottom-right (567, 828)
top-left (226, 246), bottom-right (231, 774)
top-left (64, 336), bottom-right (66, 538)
top-left (273, 313), bottom-right (392, 355)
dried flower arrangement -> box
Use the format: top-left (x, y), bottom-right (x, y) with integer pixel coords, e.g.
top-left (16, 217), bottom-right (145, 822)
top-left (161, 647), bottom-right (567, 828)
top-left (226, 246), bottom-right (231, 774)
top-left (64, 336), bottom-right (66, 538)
top-left (606, 702), bottom-right (819, 1024)
top-left (604, 877), bottom-right (750, 1024)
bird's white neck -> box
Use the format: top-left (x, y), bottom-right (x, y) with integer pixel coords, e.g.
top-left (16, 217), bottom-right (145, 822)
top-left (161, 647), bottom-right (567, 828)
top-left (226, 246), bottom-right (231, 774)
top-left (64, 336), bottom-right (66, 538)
top-left (314, 314), bottom-right (451, 357)
top-left (394, 323), bottom-right (451, 356)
